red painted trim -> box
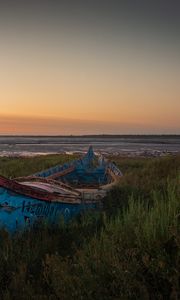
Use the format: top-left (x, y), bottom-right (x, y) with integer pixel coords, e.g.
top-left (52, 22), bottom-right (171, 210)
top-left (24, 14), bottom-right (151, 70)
top-left (0, 175), bottom-right (77, 202)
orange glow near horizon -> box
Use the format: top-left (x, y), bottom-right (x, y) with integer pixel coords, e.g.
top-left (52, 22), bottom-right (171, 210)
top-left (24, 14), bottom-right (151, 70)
top-left (0, 62), bottom-right (179, 134)
top-left (0, 4), bottom-right (179, 135)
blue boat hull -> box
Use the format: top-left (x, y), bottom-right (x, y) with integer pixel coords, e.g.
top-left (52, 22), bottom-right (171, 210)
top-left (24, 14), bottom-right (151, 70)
top-left (0, 147), bottom-right (122, 232)
top-left (0, 187), bottom-right (95, 233)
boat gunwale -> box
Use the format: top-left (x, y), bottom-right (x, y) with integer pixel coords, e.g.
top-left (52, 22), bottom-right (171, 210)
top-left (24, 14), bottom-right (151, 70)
top-left (0, 147), bottom-right (123, 204)
top-left (0, 175), bottom-right (82, 204)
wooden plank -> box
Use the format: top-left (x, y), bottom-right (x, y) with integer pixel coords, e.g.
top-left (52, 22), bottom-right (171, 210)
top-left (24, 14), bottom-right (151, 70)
top-left (0, 175), bottom-right (81, 203)
top-left (47, 166), bottom-right (75, 180)
top-left (15, 176), bottom-right (81, 195)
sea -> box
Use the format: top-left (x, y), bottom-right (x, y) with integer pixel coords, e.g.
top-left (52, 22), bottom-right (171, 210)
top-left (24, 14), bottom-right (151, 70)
top-left (0, 136), bottom-right (179, 157)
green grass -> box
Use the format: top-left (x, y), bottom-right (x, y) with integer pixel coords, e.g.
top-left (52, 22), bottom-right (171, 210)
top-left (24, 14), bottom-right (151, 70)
top-left (0, 154), bottom-right (179, 299)
top-left (0, 154), bottom-right (78, 178)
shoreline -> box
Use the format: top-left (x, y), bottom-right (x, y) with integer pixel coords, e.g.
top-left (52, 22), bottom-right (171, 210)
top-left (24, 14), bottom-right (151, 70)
top-left (0, 149), bottom-right (179, 158)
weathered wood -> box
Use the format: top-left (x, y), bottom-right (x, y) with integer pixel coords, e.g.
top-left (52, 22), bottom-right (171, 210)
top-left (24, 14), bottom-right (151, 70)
top-left (0, 146), bottom-right (123, 233)
top-left (16, 176), bottom-right (81, 195)
top-left (0, 175), bottom-right (81, 203)
top-left (47, 166), bottom-right (75, 179)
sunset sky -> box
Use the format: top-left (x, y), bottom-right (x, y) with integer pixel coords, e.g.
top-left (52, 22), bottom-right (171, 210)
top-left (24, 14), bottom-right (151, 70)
top-left (0, 1), bottom-right (180, 134)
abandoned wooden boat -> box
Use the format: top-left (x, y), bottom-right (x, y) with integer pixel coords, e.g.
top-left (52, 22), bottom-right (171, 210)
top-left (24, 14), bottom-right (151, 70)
top-left (0, 146), bottom-right (122, 232)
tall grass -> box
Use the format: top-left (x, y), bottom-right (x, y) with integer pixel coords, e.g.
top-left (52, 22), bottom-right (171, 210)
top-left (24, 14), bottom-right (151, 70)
top-left (0, 154), bottom-right (78, 178)
top-left (41, 185), bottom-right (179, 300)
top-left (0, 154), bottom-right (179, 299)
top-left (105, 181), bottom-right (179, 249)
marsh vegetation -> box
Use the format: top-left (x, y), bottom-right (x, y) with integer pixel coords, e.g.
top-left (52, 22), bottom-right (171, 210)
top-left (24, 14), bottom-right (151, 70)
top-left (0, 154), bottom-right (179, 299)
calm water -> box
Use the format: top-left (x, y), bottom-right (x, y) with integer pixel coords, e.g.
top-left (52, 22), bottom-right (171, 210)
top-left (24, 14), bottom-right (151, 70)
top-left (0, 136), bottom-right (179, 156)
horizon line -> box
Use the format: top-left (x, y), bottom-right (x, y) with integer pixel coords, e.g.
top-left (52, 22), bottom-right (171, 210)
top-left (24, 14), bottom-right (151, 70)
top-left (0, 134), bottom-right (179, 137)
